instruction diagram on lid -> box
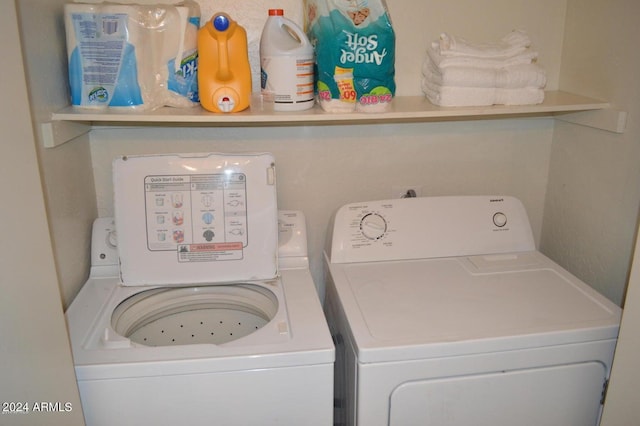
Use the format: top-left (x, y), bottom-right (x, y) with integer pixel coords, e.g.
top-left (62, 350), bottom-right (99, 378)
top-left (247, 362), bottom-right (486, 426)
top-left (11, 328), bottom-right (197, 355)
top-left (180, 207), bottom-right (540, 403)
top-left (144, 172), bottom-right (248, 262)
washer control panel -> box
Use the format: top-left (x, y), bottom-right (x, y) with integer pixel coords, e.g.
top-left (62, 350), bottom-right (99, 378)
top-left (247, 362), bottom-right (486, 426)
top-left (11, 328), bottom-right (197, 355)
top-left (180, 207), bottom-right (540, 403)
top-left (92, 211), bottom-right (307, 269)
top-left (328, 196), bottom-right (536, 264)
top-left (91, 217), bottom-right (119, 268)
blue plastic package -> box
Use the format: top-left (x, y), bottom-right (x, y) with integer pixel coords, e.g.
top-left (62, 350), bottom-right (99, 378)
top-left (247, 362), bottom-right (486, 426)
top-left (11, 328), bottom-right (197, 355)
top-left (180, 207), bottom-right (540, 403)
top-left (64, 3), bottom-right (199, 110)
top-left (306, 0), bottom-right (396, 112)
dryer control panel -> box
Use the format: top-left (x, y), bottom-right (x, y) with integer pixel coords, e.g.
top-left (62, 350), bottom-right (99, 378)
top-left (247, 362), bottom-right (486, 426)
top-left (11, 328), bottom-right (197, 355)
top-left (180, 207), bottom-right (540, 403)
top-left (327, 196), bottom-right (536, 264)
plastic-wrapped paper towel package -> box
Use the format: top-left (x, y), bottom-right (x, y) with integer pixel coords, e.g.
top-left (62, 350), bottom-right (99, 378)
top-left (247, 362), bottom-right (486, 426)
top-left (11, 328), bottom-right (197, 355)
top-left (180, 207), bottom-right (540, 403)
top-left (64, 2), bottom-right (200, 110)
top-left (304, 0), bottom-right (396, 113)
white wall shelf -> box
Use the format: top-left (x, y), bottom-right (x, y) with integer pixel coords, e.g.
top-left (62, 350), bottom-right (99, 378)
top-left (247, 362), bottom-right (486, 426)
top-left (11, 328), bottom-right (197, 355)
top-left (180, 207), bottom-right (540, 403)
top-left (43, 91), bottom-right (623, 148)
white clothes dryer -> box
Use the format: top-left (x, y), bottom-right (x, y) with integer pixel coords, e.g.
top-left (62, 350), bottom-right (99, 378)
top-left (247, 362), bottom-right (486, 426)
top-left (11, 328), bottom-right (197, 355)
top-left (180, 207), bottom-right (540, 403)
top-left (324, 195), bottom-right (621, 426)
top-left (66, 153), bottom-right (334, 426)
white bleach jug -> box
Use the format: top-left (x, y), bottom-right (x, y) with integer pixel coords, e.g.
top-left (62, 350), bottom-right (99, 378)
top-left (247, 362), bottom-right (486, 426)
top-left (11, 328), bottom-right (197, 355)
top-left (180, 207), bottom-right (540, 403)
top-left (260, 9), bottom-right (315, 111)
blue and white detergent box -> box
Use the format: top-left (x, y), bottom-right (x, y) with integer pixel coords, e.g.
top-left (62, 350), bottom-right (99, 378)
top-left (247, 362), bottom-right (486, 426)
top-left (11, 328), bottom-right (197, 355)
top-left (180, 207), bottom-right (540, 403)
top-left (64, 2), bottom-right (200, 110)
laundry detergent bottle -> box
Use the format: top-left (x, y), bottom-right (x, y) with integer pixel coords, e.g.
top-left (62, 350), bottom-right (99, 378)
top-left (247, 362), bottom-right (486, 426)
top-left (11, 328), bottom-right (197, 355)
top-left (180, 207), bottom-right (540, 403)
top-left (197, 13), bottom-right (251, 112)
top-left (260, 9), bottom-right (315, 111)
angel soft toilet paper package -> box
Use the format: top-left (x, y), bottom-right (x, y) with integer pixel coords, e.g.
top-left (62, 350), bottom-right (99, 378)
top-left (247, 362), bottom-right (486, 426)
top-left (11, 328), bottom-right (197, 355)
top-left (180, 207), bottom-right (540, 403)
top-left (64, 2), bottom-right (199, 110)
top-left (305, 0), bottom-right (396, 113)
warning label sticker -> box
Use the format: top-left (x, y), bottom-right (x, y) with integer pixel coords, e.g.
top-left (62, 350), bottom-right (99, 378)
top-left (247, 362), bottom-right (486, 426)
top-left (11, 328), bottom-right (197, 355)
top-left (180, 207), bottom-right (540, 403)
top-left (177, 242), bottom-right (244, 263)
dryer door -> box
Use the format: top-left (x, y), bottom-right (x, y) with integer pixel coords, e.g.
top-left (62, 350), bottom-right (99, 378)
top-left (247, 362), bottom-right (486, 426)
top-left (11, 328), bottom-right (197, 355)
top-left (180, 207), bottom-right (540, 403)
top-left (389, 362), bottom-right (606, 426)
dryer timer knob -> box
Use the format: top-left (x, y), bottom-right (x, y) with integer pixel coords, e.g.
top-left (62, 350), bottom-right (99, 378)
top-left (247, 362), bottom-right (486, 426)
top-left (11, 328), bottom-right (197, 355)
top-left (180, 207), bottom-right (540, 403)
top-left (360, 213), bottom-right (387, 240)
top-left (493, 212), bottom-right (508, 227)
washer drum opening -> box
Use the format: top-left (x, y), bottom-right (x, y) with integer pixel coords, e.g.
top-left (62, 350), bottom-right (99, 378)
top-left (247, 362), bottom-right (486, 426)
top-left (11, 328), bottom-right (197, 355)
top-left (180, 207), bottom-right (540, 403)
top-left (111, 284), bottom-right (278, 346)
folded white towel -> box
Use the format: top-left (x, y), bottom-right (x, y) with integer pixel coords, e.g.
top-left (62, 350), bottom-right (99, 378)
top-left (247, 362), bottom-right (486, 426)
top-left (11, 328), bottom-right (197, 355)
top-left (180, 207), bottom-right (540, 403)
top-left (427, 44), bottom-right (538, 69)
top-left (421, 78), bottom-right (545, 107)
top-left (422, 56), bottom-right (546, 89)
top-left (438, 30), bottom-right (531, 59)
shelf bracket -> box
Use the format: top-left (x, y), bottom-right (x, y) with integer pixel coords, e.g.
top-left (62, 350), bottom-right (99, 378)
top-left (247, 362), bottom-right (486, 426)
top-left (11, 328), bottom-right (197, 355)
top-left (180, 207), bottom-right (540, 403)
top-left (554, 108), bottom-right (627, 134)
top-left (40, 120), bottom-right (91, 148)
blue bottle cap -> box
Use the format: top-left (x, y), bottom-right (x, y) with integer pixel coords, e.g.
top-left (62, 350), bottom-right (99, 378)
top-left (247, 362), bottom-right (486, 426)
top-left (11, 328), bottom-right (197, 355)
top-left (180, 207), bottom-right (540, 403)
top-left (213, 14), bottom-right (230, 31)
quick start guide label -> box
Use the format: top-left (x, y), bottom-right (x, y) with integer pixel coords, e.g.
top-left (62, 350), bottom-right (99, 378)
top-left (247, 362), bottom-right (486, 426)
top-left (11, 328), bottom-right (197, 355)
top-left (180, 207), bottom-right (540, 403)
top-left (144, 173), bottom-right (247, 262)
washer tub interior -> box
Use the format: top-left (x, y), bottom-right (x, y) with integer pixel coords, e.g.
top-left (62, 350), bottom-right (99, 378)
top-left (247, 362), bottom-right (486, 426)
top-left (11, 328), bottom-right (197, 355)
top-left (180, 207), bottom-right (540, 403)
top-left (111, 284), bottom-right (278, 346)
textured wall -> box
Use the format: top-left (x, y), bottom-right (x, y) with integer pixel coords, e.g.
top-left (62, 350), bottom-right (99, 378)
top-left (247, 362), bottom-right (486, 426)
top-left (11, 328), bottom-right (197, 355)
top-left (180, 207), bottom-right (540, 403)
top-left (542, 0), bottom-right (640, 305)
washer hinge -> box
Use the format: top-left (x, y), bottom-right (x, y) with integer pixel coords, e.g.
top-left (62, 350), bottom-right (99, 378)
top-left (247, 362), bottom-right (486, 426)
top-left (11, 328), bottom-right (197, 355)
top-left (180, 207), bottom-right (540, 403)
top-left (600, 379), bottom-right (610, 405)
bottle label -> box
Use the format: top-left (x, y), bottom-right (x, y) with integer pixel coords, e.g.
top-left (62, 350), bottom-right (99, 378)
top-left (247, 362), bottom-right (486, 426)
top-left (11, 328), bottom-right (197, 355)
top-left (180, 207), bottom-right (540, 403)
top-left (333, 66), bottom-right (356, 103)
top-left (261, 55), bottom-right (315, 105)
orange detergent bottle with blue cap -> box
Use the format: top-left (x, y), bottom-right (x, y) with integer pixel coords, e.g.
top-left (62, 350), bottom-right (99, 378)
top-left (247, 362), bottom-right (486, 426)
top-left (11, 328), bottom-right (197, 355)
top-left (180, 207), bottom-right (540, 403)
top-left (197, 13), bottom-right (251, 112)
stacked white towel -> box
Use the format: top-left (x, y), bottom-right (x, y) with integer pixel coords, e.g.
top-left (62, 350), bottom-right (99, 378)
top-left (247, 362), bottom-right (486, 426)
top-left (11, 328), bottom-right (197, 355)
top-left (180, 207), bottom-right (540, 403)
top-left (421, 30), bottom-right (547, 107)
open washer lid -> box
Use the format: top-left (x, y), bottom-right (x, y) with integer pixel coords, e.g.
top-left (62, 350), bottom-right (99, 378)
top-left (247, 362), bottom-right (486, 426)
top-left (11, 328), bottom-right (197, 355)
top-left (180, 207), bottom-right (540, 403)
top-left (113, 153), bottom-right (278, 286)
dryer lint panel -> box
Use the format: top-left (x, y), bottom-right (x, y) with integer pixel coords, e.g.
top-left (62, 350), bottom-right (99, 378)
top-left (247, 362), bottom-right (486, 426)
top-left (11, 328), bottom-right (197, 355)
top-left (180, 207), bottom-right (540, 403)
top-left (113, 153), bottom-right (278, 286)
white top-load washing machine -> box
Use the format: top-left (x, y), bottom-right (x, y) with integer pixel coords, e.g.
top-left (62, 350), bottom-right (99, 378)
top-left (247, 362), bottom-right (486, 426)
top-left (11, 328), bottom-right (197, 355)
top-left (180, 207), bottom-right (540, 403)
top-left (65, 153), bottom-right (334, 426)
top-left (324, 195), bottom-right (621, 426)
